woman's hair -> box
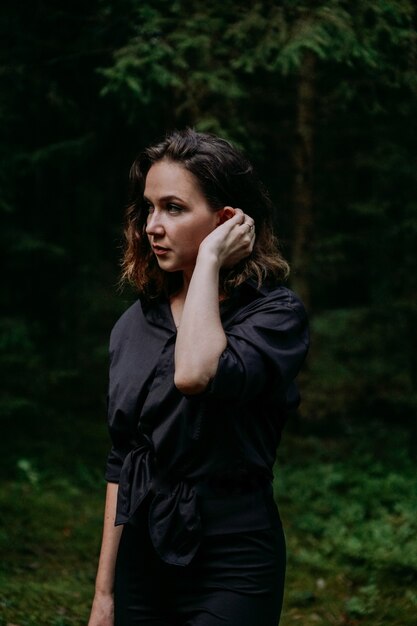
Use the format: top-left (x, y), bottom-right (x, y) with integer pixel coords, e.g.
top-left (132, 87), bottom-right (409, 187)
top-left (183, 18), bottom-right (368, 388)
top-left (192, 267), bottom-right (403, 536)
top-left (121, 128), bottom-right (289, 298)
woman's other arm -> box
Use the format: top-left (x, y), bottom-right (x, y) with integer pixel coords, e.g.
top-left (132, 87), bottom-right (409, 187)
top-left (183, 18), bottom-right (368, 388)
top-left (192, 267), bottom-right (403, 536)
top-left (88, 482), bottom-right (122, 626)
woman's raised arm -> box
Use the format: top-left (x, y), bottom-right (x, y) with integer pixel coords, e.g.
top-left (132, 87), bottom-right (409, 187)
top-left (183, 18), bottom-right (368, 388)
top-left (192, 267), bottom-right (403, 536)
top-left (174, 209), bottom-right (255, 395)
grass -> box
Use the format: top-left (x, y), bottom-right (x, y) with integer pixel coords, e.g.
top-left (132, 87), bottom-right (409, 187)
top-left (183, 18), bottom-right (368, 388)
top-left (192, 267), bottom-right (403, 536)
top-left (0, 412), bottom-right (416, 625)
top-left (0, 483), bottom-right (100, 625)
top-left (276, 422), bottom-right (417, 625)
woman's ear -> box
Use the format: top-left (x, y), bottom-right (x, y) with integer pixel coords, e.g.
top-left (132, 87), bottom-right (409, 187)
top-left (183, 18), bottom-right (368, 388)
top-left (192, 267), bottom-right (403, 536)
top-left (216, 206), bottom-right (236, 225)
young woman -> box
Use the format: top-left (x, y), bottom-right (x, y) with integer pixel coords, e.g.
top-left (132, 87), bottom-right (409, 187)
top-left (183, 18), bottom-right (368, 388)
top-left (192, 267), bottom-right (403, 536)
top-left (88, 129), bottom-right (309, 626)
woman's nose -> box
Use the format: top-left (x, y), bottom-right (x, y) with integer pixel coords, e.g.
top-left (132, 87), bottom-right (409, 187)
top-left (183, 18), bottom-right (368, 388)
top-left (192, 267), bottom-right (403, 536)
top-left (145, 209), bottom-right (165, 236)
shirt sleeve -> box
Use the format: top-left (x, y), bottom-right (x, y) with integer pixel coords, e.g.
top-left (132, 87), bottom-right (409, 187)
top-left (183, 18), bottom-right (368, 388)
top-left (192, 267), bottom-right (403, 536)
top-left (205, 291), bottom-right (309, 403)
top-left (104, 427), bottom-right (133, 483)
top-left (105, 452), bottom-right (124, 483)
top-left (104, 320), bottom-right (138, 484)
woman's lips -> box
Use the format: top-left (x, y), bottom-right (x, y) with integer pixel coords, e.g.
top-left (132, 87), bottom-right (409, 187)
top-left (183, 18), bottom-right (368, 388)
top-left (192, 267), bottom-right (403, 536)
top-left (152, 244), bottom-right (170, 256)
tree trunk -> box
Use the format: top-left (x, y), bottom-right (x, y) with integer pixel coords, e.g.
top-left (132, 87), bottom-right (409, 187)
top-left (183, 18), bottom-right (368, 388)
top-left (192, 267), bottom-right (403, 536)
top-left (291, 50), bottom-right (316, 310)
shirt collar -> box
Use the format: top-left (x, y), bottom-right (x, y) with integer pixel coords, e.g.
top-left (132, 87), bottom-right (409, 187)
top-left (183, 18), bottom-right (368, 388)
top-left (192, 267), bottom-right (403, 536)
top-left (139, 278), bottom-right (276, 331)
top-left (244, 277), bottom-right (270, 297)
top-left (140, 295), bottom-right (177, 333)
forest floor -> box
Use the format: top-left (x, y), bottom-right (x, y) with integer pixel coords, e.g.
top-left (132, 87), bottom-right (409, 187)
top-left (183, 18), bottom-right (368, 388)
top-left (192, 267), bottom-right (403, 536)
top-left (0, 410), bottom-right (416, 626)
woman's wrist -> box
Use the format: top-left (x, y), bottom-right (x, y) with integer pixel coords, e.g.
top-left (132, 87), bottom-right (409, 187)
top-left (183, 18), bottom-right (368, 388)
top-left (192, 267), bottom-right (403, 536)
top-left (94, 570), bottom-right (115, 596)
top-left (94, 586), bottom-right (114, 597)
top-left (196, 245), bottom-right (221, 272)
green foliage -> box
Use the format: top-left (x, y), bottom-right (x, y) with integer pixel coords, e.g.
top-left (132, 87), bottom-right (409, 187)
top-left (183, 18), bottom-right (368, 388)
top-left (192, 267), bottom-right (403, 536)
top-left (17, 459), bottom-right (40, 487)
top-left (1, 0), bottom-right (416, 426)
top-left (302, 305), bottom-right (417, 420)
top-left (345, 584), bottom-right (379, 617)
top-left (98, 1), bottom-right (247, 130)
top-left (1, 420), bottom-right (416, 625)
top-left (0, 318), bottom-right (43, 420)
top-left (275, 425), bottom-right (417, 624)
top-left (0, 479), bottom-right (102, 626)
top-left (279, 445), bottom-right (417, 576)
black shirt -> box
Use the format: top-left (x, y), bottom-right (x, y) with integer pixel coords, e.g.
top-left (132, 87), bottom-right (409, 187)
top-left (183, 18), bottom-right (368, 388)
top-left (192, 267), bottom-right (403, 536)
top-left (105, 279), bottom-right (309, 566)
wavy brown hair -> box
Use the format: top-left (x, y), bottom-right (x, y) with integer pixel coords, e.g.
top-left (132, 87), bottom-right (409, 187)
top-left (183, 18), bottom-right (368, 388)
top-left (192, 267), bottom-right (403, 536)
top-left (121, 128), bottom-right (289, 299)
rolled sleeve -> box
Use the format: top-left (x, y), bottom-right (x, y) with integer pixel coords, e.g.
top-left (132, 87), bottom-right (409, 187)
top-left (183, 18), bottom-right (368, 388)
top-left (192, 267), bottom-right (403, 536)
top-left (104, 416), bottom-right (137, 483)
top-left (104, 445), bottom-right (125, 483)
top-left (207, 295), bottom-right (309, 402)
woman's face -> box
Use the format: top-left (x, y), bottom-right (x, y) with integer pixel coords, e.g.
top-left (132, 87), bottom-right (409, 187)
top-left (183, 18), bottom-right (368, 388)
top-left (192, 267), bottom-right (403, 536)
top-left (144, 159), bottom-right (220, 277)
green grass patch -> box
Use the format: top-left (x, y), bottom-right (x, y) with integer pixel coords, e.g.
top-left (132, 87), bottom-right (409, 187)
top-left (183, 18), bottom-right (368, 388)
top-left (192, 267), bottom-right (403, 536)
top-left (275, 422), bottom-right (417, 625)
top-left (0, 417), bottom-right (416, 625)
top-left (0, 479), bottom-right (103, 626)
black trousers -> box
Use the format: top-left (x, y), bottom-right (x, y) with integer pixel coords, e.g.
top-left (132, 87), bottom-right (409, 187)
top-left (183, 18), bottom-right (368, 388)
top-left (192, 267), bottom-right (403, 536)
top-left (114, 515), bottom-right (286, 626)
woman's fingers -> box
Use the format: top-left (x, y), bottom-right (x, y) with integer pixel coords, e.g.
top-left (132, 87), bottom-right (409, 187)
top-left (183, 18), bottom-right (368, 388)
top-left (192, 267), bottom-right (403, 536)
top-left (229, 211), bottom-right (255, 244)
top-left (242, 220), bottom-right (255, 234)
top-left (239, 215), bottom-right (256, 242)
top-left (221, 211), bottom-right (256, 265)
top-left (220, 207), bottom-right (254, 232)
top-left (226, 207), bottom-right (245, 226)
top-left (227, 209), bottom-right (253, 230)
top-left (199, 207), bottom-right (255, 268)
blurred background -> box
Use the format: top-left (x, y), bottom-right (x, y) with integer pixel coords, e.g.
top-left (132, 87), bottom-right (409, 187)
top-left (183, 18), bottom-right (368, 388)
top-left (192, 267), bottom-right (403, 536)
top-left (1, 1), bottom-right (416, 625)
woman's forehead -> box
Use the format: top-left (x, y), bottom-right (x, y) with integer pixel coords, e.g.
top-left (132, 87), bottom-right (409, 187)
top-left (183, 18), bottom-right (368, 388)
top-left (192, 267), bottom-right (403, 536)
top-left (145, 160), bottom-right (202, 202)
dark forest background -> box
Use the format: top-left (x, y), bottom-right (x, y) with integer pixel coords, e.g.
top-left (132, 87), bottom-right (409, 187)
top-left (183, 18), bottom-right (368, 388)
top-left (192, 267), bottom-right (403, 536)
top-left (1, 1), bottom-right (416, 625)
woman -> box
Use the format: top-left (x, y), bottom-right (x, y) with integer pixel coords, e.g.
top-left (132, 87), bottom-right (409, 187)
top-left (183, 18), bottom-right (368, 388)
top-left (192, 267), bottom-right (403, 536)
top-left (88, 129), bottom-right (309, 626)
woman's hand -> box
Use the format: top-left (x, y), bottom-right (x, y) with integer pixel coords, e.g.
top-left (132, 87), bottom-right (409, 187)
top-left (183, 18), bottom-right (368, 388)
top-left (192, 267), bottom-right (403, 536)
top-left (87, 591), bottom-right (114, 626)
top-left (199, 207), bottom-right (255, 269)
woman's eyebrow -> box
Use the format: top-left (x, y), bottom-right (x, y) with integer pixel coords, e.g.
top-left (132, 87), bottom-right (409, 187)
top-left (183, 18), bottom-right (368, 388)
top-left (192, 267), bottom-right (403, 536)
top-left (143, 194), bottom-right (187, 204)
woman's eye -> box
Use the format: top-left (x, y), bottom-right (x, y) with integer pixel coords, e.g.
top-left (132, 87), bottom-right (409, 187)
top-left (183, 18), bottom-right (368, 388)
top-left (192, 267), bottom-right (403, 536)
top-left (146, 203), bottom-right (154, 214)
top-left (167, 204), bottom-right (183, 214)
